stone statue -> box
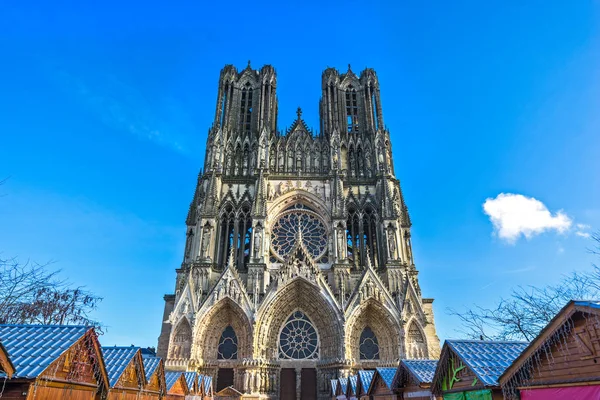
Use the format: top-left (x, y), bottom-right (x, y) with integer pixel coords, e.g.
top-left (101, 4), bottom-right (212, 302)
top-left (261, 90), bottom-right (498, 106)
top-left (201, 227), bottom-right (211, 259)
top-left (387, 229), bottom-right (397, 259)
top-left (254, 229), bottom-right (262, 258)
top-left (337, 229), bottom-right (345, 260)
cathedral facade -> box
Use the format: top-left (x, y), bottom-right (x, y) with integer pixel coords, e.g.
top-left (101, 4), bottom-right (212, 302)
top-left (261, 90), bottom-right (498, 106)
top-left (157, 63), bottom-right (440, 399)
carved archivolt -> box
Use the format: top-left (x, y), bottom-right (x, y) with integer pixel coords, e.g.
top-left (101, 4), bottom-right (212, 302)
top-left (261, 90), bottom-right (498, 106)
top-left (345, 298), bottom-right (401, 362)
top-left (254, 278), bottom-right (343, 361)
top-left (192, 298), bottom-right (253, 362)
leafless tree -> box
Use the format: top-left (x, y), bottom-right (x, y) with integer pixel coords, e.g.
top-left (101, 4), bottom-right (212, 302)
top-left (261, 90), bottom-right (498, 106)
top-left (0, 257), bottom-right (102, 327)
top-left (449, 234), bottom-right (600, 341)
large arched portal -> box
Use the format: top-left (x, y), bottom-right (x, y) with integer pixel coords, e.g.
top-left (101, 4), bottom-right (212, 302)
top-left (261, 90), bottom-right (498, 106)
top-left (192, 298), bottom-right (252, 391)
top-left (255, 278), bottom-right (344, 400)
top-left (345, 298), bottom-right (401, 366)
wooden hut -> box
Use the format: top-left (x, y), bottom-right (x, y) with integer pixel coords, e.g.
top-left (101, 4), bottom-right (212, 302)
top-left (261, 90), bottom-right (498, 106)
top-left (499, 300), bottom-right (600, 400)
top-left (431, 340), bottom-right (528, 400)
top-left (346, 375), bottom-right (359, 400)
top-left (214, 385), bottom-right (243, 399)
top-left (357, 370), bottom-right (375, 400)
top-left (331, 378), bottom-right (339, 400)
top-left (367, 367), bottom-right (399, 399)
top-left (165, 371), bottom-right (188, 399)
top-left (184, 371), bottom-right (202, 398)
top-left (202, 374), bottom-right (214, 399)
top-left (102, 346), bottom-right (146, 400)
top-left (0, 340), bottom-right (15, 378)
top-left (0, 324), bottom-right (109, 400)
top-left (396, 359), bottom-right (438, 400)
top-left (337, 377), bottom-right (349, 399)
top-left (140, 356), bottom-right (166, 400)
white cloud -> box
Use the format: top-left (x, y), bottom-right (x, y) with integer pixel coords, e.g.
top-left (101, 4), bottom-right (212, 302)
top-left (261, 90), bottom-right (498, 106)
top-left (575, 223), bottom-right (592, 238)
top-left (483, 193), bottom-right (572, 244)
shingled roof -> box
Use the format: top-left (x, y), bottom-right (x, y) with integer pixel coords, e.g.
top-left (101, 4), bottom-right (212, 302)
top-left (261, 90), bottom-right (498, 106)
top-left (0, 325), bottom-right (90, 379)
top-left (434, 340), bottom-right (529, 390)
top-left (165, 371), bottom-right (186, 391)
top-left (102, 346), bottom-right (143, 388)
top-left (402, 359), bottom-right (438, 384)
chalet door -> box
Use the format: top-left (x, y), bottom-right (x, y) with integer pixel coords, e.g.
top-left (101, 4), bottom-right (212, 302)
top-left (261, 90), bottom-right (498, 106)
top-left (301, 368), bottom-right (317, 400)
top-left (217, 368), bottom-right (234, 392)
top-left (280, 368), bottom-right (297, 400)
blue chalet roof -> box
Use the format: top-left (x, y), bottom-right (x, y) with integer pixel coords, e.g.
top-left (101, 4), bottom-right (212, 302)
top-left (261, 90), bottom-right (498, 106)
top-left (447, 340), bottom-right (529, 386)
top-left (573, 300), bottom-right (600, 309)
top-left (165, 371), bottom-right (184, 391)
top-left (349, 375), bottom-right (358, 394)
top-left (0, 324), bottom-right (89, 379)
top-left (358, 370), bottom-right (375, 393)
top-left (184, 371), bottom-right (197, 390)
top-left (102, 346), bottom-right (140, 387)
top-left (376, 367), bottom-right (398, 390)
top-left (331, 378), bottom-right (338, 394)
top-left (402, 359), bottom-right (438, 384)
top-left (338, 377), bottom-right (348, 393)
top-left (142, 357), bottom-right (161, 381)
top-left (203, 375), bottom-right (213, 392)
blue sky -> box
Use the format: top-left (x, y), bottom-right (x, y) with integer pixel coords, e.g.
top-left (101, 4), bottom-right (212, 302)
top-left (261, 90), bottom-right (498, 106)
top-left (1, 1), bottom-right (599, 347)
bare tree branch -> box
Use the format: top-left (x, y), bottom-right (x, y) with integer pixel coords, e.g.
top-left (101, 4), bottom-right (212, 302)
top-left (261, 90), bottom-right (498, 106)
top-left (0, 257), bottom-right (102, 327)
top-left (448, 233), bottom-right (600, 340)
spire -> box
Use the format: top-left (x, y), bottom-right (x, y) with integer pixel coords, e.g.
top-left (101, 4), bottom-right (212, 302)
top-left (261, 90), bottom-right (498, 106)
top-left (227, 245), bottom-right (235, 270)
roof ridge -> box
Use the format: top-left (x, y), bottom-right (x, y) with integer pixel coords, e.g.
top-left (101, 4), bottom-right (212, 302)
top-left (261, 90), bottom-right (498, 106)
top-left (446, 339), bottom-right (529, 344)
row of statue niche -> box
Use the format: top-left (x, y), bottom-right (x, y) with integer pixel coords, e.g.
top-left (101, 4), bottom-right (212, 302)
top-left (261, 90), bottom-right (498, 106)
top-left (243, 369), bottom-right (277, 394)
top-left (279, 257), bottom-right (316, 283)
top-left (269, 148), bottom-right (330, 173)
top-left (213, 273), bottom-right (244, 304)
top-left (347, 148), bottom-right (373, 177)
top-left (267, 181), bottom-right (329, 201)
top-left (169, 343), bottom-right (191, 360)
top-left (359, 280), bottom-right (383, 303)
top-left (206, 135), bottom-right (393, 174)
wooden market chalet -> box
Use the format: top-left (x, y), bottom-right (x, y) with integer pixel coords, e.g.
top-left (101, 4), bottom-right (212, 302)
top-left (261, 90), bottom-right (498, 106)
top-left (0, 324), bottom-right (213, 400)
top-left (1, 299), bottom-right (599, 399)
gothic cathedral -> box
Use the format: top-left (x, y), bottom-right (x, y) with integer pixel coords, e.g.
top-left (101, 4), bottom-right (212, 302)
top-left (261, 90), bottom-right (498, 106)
top-left (157, 63), bottom-right (440, 399)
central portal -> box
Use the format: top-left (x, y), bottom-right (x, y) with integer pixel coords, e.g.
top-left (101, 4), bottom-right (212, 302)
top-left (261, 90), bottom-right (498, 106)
top-left (279, 368), bottom-right (317, 400)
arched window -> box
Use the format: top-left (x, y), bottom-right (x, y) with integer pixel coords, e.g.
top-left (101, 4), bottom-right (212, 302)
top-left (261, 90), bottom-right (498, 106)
top-left (346, 207), bottom-right (360, 266)
top-left (346, 207), bottom-right (379, 268)
top-left (359, 327), bottom-right (380, 360)
top-left (345, 85), bottom-right (359, 133)
top-left (220, 83), bottom-right (228, 127)
top-left (279, 311), bottom-right (319, 360)
top-left (217, 204), bottom-right (252, 271)
top-left (363, 207), bottom-right (378, 267)
top-left (217, 326), bottom-right (238, 360)
top-left (370, 84), bottom-right (379, 130)
top-left (241, 83), bottom-right (253, 133)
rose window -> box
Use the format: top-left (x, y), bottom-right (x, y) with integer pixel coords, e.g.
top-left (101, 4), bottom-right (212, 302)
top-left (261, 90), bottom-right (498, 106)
top-left (278, 311), bottom-right (319, 360)
top-left (270, 205), bottom-right (328, 262)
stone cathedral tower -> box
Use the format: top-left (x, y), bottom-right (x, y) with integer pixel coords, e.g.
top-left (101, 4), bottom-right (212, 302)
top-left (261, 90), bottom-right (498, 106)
top-left (157, 63), bottom-right (440, 399)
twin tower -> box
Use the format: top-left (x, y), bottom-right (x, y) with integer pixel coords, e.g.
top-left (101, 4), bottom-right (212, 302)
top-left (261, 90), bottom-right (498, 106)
top-left (157, 63), bottom-right (440, 399)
